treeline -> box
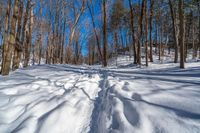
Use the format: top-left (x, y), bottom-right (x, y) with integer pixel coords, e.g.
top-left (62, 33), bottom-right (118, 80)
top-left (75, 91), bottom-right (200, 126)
top-left (0, 0), bottom-right (86, 75)
top-left (0, 0), bottom-right (200, 75)
top-left (87, 0), bottom-right (200, 68)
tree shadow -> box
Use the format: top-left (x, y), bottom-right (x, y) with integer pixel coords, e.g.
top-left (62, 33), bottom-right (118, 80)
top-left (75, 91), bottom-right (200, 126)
top-left (128, 93), bottom-right (200, 120)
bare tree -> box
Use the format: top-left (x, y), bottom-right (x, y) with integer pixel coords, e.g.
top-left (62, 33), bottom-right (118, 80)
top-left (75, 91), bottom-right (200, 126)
top-left (144, 0), bottom-right (148, 66)
top-left (102, 0), bottom-right (107, 67)
top-left (1, 0), bottom-right (11, 74)
top-left (178, 0), bottom-right (185, 68)
top-left (66, 0), bottom-right (85, 63)
top-left (24, 0), bottom-right (33, 67)
top-left (149, 0), bottom-right (154, 62)
top-left (12, 0), bottom-right (23, 70)
top-left (137, 0), bottom-right (145, 65)
top-left (128, 0), bottom-right (137, 64)
top-left (87, 0), bottom-right (103, 61)
top-left (168, 0), bottom-right (179, 63)
top-left (1, 0), bottom-right (19, 75)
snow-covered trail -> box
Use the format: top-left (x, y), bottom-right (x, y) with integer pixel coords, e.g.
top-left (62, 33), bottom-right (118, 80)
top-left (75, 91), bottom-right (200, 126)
top-left (0, 65), bottom-right (101, 133)
top-left (0, 62), bottom-right (200, 133)
top-left (99, 63), bottom-right (200, 133)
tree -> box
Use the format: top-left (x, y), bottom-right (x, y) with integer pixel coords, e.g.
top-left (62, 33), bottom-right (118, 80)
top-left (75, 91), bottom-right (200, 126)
top-left (110, 0), bottom-right (126, 66)
top-left (66, 0), bottom-right (85, 63)
top-left (129, 0), bottom-right (137, 64)
top-left (168, 0), bottom-right (179, 63)
top-left (149, 0), bottom-right (154, 62)
top-left (137, 0), bottom-right (145, 65)
top-left (1, 0), bottom-right (19, 75)
top-left (102, 0), bottom-right (107, 67)
top-left (179, 0), bottom-right (185, 68)
top-left (197, 0), bottom-right (200, 59)
top-left (144, 0), bottom-right (148, 66)
top-left (24, 0), bottom-right (33, 67)
top-left (1, 0), bottom-right (11, 74)
top-left (87, 0), bottom-right (103, 62)
top-left (12, 0), bottom-right (23, 70)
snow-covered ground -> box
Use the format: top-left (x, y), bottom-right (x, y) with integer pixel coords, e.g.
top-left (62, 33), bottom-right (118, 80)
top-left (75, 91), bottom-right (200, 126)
top-left (0, 57), bottom-right (200, 133)
top-left (0, 65), bottom-right (101, 133)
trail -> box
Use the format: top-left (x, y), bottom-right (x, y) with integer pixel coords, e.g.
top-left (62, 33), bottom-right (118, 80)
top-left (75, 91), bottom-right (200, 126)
top-left (0, 62), bottom-right (200, 133)
top-left (88, 69), bottom-right (110, 133)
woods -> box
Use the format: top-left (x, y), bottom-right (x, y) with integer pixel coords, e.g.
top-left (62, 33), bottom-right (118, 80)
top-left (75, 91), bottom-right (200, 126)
top-left (0, 0), bottom-right (200, 75)
top-left (0, 1), bottom-right (200, 132)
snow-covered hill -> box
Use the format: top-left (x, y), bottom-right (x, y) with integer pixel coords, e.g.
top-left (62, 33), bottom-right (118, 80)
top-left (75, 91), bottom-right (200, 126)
top-left (0, 57), bottom-right (200, 133)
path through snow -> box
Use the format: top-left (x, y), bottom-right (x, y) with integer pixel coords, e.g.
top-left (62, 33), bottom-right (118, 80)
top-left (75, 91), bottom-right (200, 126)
top-left (0, 62), bottom-right (200, 133)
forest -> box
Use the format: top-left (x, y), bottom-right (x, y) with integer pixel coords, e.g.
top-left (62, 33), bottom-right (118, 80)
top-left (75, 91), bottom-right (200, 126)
top-left (0, 0), bottom-right (200, 133)
top-left (0, 0), bottom-right (199, 75)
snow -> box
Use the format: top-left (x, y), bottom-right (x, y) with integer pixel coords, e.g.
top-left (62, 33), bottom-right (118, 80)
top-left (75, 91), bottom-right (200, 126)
top-left (0, 65), bottom-right (101, 133)
top-left (0, 57), bottom-right (200, 133)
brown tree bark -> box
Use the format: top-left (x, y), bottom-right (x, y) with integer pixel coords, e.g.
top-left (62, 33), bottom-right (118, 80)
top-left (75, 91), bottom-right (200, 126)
top-left (1, 0), bottom-right (11, 74)
top-left (178, 0), bottom-right (185, 68)
top-left (60, 16), bottom-right (66, 64)
top-left (137, 0), bottom-right (145, 65)
top-left (1, 0), bottom-right (19, 75)
top-left (198, 2), bottom-right (200, 59)
top-left (128, 0), bottom-right (137, 64)
top-left (102, 0), bottom-right (107, 67)
top-left (185, 11), bottom-right (192, 61)
top-left (114, 32), bottom-right (118, 66)
top-left (24, 1), bottom-right (33, 67)
top-left (144, 0), bottom-right (148, 66)
top-left (21, 0), bottom-right (30, 67)
top-left (149, 0), bottom-right (154, 62)
top-left (192, 18), bottom-right (196, 59)
top-left (12, 0), bottom-right (23, 70)
top-left (159, 24), bottom-right (162, 61)
top-left (168, 0), bottom-right (179, 63)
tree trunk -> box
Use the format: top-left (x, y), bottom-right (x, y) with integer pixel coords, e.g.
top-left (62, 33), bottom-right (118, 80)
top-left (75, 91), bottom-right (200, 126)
top-left (159, 25), bottom-right (162, 61)
top-left (1, 0), bottom-right (19, 75)
top-left (137, 0), bottom-right (145, 65)
top-left (12, 0), bottom-right (23, 70)
top-left (179, 0), bottom-right (185, 68)
top-left (60, 16), bottom-right (66, 64)
top-left (145, 0), bottom-right (148, 66)
top-left (198, 2), bottom-right (200, 59)
top-left (21, 0), bottom-right (30, 67)
top-left (155, 23), bottom-right (158, 54)
top-left (114, 32), bottom-right (118, 66)
top-left (185, 11), bottom-right (192, 61)
top-left (1, 0), bottom-right (11, 74)
top-left (192, 18), bottom-right (195, 59)
top-left (38, 33), bottom-right (43, 65)
top-left (128, 0), bottom-right (137, 64)
top-left (24, 2), bottom-right (32, 67)
top-left (149, 0), bottom-right (154, 62)
top-left (168, 0), bottom-right (179, 63)
top-left (102, 0), bottom-right (107, 67)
